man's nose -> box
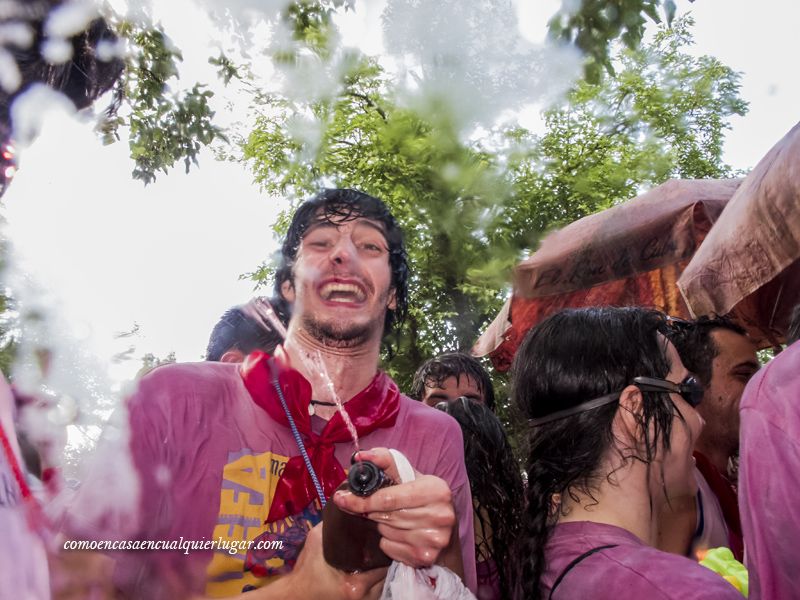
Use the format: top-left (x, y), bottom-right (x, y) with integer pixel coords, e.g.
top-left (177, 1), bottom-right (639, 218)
top-left (329, 237), bottom-right (357, 265)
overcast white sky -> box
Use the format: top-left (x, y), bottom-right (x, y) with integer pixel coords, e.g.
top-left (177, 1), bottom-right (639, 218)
top-left (2, 0), bottom-right (798, 390)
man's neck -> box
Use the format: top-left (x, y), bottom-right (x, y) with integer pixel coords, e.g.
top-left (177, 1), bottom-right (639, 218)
top-left (557, 460), bottom-right (661, 547)
top-left (282, 324), bottom-right (382, 419)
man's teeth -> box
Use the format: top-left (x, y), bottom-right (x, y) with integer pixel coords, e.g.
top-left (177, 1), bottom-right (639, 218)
top-left (320, 282), bottom-right (366, 302)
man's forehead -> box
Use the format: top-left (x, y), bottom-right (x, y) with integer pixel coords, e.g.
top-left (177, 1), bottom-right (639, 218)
top-left (305, 211), bottom-right (388, 236)
top-left (426, 373), bottom-right (480, 391)
top-left (711, 328), bottom-right (757, 354)
top-left (710, 328), bottom-right (758, 365)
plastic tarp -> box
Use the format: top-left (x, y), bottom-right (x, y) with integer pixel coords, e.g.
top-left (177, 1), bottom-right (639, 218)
top-left (679, 121), bottom-right (800, 346)
top-left (474, 179), bottom-right (742, 371)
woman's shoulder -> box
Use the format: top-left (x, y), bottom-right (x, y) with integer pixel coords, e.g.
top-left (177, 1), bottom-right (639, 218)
top-left (546, 523), bottom-right (742, 599)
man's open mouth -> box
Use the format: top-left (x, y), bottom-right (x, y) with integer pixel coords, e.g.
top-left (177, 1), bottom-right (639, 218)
top-left (319, 281), bottom-right (367, 303)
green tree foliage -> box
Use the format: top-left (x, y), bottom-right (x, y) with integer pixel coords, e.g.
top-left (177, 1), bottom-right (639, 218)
top-left (240, 16), bottom-right (746, 396)
top-left (244, 56), bottom-right (510, 388)
top-left (0, 290), bottom-right (16, 378)
top-left (100, 24), bottom-right (226, 184)
top-left (138, 351), bottom-right (177, 378)
top-left (547, 0), bottom-right (683, 82)
top-left (99, 0), bottom-right (351, 184)
top-left (100, 0), bottom-right (690, 184)
top-left (504, 16), bottom-right (747, 236)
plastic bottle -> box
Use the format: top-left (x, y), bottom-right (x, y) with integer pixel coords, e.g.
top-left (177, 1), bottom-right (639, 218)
top-left (322, 458), bottom-right (393, 572)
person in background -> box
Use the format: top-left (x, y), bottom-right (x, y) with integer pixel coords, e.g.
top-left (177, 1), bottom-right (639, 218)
top-left (205, 298), bottom-right (287, 362)
top-left (738, 303), bottom-right (800, 599)
top-left (436, 397), bottom-right (522, 600)
top-left (411, 352), bottom-right (496, 411)
top-left (664, 315), bottom-right (759, 560)
top-left (511, 307), bottom-right (742, 600)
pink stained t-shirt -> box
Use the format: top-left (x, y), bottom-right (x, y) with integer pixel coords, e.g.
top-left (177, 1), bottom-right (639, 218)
top-left (738, 340), bottom-right (800, 600)
top-left (110, 361), bottom-right (476, 598)
top-left (540, 521), bottom-right (743, 599)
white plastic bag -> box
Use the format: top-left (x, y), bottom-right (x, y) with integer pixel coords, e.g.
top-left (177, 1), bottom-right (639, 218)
top-left (379, 450), bottom-right (476, 600)
top-left (381, 562), bottom-right (476, 600)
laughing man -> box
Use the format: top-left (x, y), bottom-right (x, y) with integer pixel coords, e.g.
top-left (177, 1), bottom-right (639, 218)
top-left (112, 189), bottom-right (476, 599)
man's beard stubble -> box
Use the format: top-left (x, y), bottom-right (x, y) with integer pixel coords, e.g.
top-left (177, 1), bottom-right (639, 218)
top-left (294, 276), bottom-right (393, 348)
top-left (302, 312), bottom-right (381, 348)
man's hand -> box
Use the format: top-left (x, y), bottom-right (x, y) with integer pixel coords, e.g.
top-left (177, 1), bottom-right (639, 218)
top-left (332, 448), bottom-right (458, 570)
top-left (241, 523), bottom-right (387, 600)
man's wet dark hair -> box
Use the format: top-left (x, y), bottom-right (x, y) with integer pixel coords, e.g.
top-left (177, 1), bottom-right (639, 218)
top-left (273, 188), bottom-right (409, 337)
top-left (205, 302), bottom-right (287, 361)
top-left (410, 352), bottom-right (496, 411)
top-left (511, 307), bottom-right (679, 600)
top-left (788, 302), bottom-right (800, 346)
top-left (666, 314), bottom-right (747, 388)
top-left (436, 397), bottom-right (522, 599)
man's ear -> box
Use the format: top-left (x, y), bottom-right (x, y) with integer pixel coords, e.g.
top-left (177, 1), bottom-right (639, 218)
top-left (387, 287), bottom-right (397, 311)
top-left (281, 279), bottom-right (296, 304)
top-left (220, 349), bottom-right (246, 363)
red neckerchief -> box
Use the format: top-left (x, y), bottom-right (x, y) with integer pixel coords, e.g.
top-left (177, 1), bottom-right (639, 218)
top-left (240, 351), bottom-right (400, 523)
top-left (693, 451), bottom-right (744, 561)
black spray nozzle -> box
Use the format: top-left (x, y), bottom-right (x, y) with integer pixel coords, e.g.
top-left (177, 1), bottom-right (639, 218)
top-left (348, 458), bottom-right (386, 497)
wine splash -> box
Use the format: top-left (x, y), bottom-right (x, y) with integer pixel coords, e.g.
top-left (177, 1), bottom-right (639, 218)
top-left (250, 297), bottom-right (360, 451)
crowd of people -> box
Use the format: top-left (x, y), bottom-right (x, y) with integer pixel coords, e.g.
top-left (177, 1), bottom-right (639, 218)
top-left (1, 188), bottom-right (799, 599)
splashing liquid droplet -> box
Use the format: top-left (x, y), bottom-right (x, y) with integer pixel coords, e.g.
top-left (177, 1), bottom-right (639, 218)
top-left (252, 298), bottom-right (361, 452)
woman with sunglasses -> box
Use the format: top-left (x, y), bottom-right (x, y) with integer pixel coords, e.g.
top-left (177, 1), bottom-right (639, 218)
top-left (511, 307), bottom-right (742, 600)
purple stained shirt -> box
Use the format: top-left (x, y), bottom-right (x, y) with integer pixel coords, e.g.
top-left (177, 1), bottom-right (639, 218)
top-left (739, 340), bottom-right (800, 600)
top-left (103, 361), bottom-right (475, 598)
top-left (476, 557), bottom-right (501, 600)
top-left (541, 521), bottom-right (742, 599)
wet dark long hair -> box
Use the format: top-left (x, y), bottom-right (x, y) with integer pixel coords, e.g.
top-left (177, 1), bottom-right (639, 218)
top-left (436, 397), bottom-right (523, 599)
top-left (510, 307), bottom-right (678, 600)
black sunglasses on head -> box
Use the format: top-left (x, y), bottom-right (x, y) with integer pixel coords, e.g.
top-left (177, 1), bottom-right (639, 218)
top-left (632, 375), bottom-right (704, 408)
top-left (528, 374), bottom-right (704, 427)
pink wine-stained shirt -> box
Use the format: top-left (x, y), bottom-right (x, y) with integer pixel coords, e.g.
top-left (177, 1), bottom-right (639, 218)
top-left (108, 361), bottom-right (476, 598)
top-left (739, 340), bottom-right (800, 600)
top-left (540, 521), bottom-right (743, 599)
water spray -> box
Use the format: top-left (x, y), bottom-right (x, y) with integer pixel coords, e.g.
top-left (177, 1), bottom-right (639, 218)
top-left (252, 297), bottom-right (391, 571)
top-left (250, 297), bottom-right (361, 451)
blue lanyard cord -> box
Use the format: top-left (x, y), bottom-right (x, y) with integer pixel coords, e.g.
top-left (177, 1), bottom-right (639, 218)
top-left (270, 368), bottom-right (327, 509)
